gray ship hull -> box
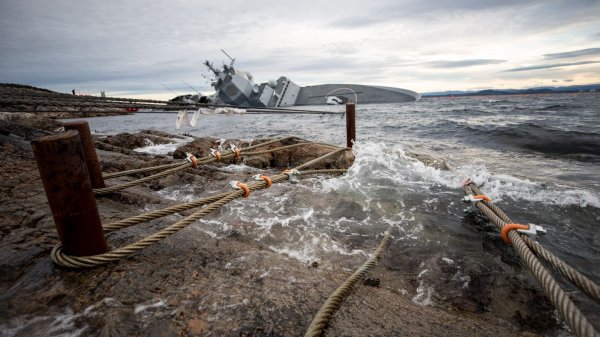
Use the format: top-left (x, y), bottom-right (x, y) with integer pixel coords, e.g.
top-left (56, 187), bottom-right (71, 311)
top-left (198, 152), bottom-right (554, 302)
top-left (205, 51), bottom-right (420, 107)
top-left (296, 84), bottom-right (420, 105)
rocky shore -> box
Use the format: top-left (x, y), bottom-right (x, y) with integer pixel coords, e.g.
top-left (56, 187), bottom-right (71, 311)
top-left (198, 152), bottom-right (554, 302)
top-left (0, 110), bottom-right (553, 336)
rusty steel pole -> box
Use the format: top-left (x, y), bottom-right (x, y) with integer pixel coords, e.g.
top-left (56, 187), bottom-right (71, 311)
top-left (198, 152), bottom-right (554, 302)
top-left (345, 103), bottom-right (356, 148)
top-left (63, 121), bottom-right (105, 188)
top-left (31, 130), bottom-right (108, 256)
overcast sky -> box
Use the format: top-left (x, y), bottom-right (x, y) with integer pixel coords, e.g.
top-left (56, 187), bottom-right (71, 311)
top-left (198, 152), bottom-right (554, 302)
top-left (1, 0), bottom-right (599, 99)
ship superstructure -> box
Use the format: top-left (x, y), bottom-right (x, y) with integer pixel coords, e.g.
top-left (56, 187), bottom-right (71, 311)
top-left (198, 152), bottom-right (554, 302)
top-left (204, 51), bottom-right (420, 107)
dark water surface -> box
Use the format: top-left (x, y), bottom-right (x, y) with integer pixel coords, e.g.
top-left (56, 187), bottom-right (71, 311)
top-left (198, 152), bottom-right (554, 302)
top-left (71, 93), bottom-right (600, 334)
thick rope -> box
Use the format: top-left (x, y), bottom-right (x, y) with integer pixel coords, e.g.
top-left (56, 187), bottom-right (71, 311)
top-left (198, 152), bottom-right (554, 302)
top-left (464, 184), bottom-right (599, 337)
top-left (103, 169), bottom-right (348, 232)
top-left (94, 136), bottom-right (299, 194)
top-left (52, 191), bottom-right (242, 268)
top-left (103, 162), bottom-right (187, 179)
top-left (469, 185), bottom-right (600, 304)
top-left (294, 148), bottom-right (349, 171)
top-left (52, 148), bottom-right (347, 268)
top-left (94, 162), bottom-right (194, 194)
top-left (299, 169), bottom-right (348, 175)
top-left (94, 139), bottom-right (345, 195)
top-left (304, 231), bottom-right (391, 337)
top-left (242, 142), bottom-right (340, 156)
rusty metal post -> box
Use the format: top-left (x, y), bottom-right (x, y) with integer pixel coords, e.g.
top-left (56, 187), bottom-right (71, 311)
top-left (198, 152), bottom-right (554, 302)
top-left (31, 130), bottom-right (108, 256)
top-left (345, 103), bottom-right (356, 148)
top-left (63, 121), bottom-right (105, 188)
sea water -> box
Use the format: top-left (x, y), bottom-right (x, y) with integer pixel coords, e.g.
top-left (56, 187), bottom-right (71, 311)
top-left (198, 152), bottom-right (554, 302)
top-left (65, 92), bottom-right (599, 333)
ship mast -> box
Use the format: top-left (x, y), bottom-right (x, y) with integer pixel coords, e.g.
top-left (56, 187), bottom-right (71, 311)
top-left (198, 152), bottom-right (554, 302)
top-left (221, 49), bottom-right (236, 68)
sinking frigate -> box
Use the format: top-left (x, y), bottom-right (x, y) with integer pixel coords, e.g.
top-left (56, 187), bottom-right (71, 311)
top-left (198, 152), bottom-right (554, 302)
top-left (204, 51), bottom-right (420, 108)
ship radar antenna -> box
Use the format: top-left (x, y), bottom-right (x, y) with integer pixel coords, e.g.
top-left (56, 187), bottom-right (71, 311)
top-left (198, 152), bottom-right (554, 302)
top-left (204, 60), bottom-right (219, 75)
top-left (221, 49), bottom-right (236, 68)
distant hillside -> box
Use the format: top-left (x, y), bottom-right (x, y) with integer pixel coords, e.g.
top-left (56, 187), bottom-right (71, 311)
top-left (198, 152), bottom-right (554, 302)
top-left (422, 83), bottom-right (600, 97)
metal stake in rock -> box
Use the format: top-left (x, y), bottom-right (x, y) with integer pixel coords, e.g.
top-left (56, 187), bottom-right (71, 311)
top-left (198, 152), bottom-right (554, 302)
top-left (346, 103), bottom-right (356, 148)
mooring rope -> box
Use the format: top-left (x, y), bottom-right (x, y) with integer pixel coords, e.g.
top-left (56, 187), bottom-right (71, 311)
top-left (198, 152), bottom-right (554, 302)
top-left (103, 162), bottom-right (187, 179)
top-left (101, 169), bottom-right (348, 233)
top-left (304, 230), bottom-right (391, 337)
top-left (468, 185), bottom-right (600, 304)
top-left (242, 142), bottom-right (341, 156)
top-left (94, 136), bottom-right (316, 194)
top-left (51, 149), bottom-right (349, 268)
top-left (464, 183), bottom-right (599, 337)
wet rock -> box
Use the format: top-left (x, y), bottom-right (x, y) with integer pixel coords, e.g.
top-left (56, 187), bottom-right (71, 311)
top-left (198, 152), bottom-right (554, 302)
top-left (186, 319), bottom-right (208, 336)
top-left (0, 112), bottom-right (63, 135)
top-left (100, 132), bottom-right (174, 150)
top-left (364, 277), bottom-right (381, 287)
top-left (97, 308), bottom-right (142, 337)
top-left (173, 137), bottom-right (353, 170)
top-left (172, 137), bottom-right (217, 160)
top-left (140, 129), bottom-right (185, 139)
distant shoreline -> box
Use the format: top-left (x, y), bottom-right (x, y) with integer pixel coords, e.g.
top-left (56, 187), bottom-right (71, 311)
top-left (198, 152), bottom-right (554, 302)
top-left (422, 83), bottom-right (600, 97)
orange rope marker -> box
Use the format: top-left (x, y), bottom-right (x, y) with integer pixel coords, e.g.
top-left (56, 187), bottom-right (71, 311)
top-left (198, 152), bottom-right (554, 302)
top-left (229, 180), bottom-right (250, 197)
top-left (501, 223), bottom-right (529, 244)
top-left (230, 144), bottom-right (240, 160)
top-left (473, 194), bottom-right (491, 202)
top-left (210, 148), bottom-right (222, 161)
top-left (257, 175), bottom-right (272, 188)
top-left (237, 182), bottom-right (250, 198)
top-left (185, 153), bottom-right (198, 168)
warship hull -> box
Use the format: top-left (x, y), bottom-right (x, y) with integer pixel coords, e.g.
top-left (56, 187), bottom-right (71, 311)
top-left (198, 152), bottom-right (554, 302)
top-left (296, 84), bottom-right (420, 105)
top-left (205, 52), bottom-right (420, 108)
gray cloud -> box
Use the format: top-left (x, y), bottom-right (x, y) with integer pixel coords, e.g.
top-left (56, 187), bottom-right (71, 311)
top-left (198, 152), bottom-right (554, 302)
top-left (543, 48), bottom-right (600, 59)
top-left (425, 59), bottom-right (506, 68)
top-left (330, 0), bottom-right (535, 28)
top-left (503, 61), bottom-right (600, 72)
top-left (1, 0), bottom-right (599, 94)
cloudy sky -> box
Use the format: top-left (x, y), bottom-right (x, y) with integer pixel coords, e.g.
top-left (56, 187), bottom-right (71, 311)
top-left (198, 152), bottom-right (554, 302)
top-left (1, 0), bottom-right (599, 99)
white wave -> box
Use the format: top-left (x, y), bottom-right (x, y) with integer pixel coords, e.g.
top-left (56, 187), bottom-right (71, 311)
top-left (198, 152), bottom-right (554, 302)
top-left (134, 142), bottom-right (181, 155)
top-left (470, 173), bottom-right (600, 208)
top-left (217, 164), bottom-right (263, 173)
top-left (321, 140), bottom-right (599, 208)
top-left (157, 184), bottom-right (197, 203)
top-left (133, 135), bottom-right (192, 155)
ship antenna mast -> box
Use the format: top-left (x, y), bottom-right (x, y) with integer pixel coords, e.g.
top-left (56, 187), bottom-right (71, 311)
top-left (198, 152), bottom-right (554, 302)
top-left (221, 49), bottom-right (236, 67)
top-left (181, 80), bottom-right (201, 95)
top-left (161, 84), bottom-right (179, 96)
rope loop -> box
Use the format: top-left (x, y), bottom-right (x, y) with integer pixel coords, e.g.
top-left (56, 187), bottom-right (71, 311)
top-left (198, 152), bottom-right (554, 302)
top-left (501, 223), bottom-right (529, 244)
top-left (210, 148), bottom-right (222, 161)
top-left (229, 181), bottom-right (250, 197)
top-left (254, 174), bottom-right (272, 188)
top-left (185, 152), bottom-right (198, 168)
top-left (230, 144), bottom-right (240, 159)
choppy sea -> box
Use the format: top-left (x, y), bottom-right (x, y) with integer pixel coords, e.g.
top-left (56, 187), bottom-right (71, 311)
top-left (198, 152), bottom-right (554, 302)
top-left (71, 93), bottom-right (599, 334)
